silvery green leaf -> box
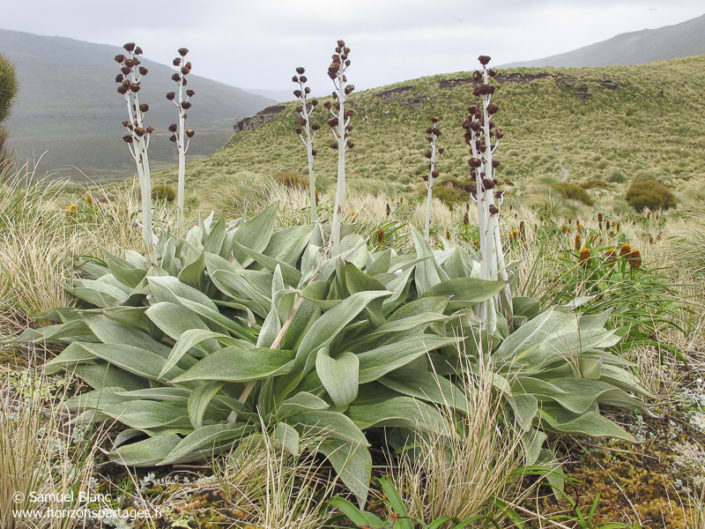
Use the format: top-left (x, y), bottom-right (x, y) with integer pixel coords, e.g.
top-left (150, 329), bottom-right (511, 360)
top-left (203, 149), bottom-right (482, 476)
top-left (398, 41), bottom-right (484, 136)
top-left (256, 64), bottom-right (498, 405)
top-left (316, 348), bottom-right (359, 408)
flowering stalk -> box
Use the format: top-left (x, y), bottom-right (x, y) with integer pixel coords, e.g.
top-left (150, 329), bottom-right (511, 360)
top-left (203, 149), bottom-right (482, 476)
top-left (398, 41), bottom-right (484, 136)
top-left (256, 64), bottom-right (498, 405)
top-left (292, 67), bottom-right (320, 222)
top-left (326, 40), bottom-right (355, 250)
top-left (462, 56), bottom-right (511, 328)
top-left (115, 42), bottom-right (155, 261)
top-left (423, 116), bottom-right (444, 239)
top-left (167, 48), bottom-right (195, 236)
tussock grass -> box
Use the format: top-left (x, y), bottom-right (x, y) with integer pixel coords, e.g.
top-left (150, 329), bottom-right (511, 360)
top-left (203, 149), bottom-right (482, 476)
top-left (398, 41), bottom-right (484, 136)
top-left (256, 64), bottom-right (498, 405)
top-left (0, 359), bottom-right (102, 529)
top-left (391, 359), bottom-right (528, 523)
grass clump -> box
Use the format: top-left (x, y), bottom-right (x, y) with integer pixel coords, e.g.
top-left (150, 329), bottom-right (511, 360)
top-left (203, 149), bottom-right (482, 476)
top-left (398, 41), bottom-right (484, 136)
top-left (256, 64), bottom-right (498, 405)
top-left (580, 178), bottom-right (610, 189)
top-left (626, 179), bottom-right (676, 212)
top-left (550, 181), bottom-right (594, 206)
top-left (151, 182), bottom-right (176, 202)
top-left (275, 171), bottom-right (308, 189)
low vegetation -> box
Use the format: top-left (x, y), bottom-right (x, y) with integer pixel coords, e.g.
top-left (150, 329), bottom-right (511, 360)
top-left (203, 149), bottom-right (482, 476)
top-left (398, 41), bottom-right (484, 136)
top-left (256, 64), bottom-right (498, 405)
top-left (0, 42), bottom-right (704, 529)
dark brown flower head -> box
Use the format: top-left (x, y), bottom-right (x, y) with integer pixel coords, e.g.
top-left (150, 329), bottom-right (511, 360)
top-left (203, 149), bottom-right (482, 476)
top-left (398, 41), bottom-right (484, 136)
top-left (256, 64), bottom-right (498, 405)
top-left (304, 86), bottom-right (311, 94)
top-left (468, 157), bottom-right (482, 168)
top-left (327, 117), bottom-right (338, 127)
top-left (122, 134), bottom-right (133, 143)
top-left (487, 103), bottom-right (499, 115)
top-left (488, 68), bottom-right (498, 77)
top-left (178, 47), bottom-right (189, 56)
top-left (473, 70), bottom-right (482, 80)
top-left (345, 109), bottom-right (354, 118)
top-left (431, 170), bottom-right (439, 178)
top-left (495, 129), bottom-right (504, 139)
top-left (171, 73), bottom-right (181, 82)
top-left (346, 140), bottom-right (355, 149)
top-left (344, 84), bottom-right (355, 95)
top-left (323, 101), bottom-right (332, 110)
top-left (168, 123), bottom-right (178, 132)
top-left (134, 127), bottom-right (145, 137)
top-left (170, 134), bottom-right (177, 142)
top-left (134, 46), bottom-right (143, 55)
top-left (438, 147), bottom-right (445, 155)
top-left (291, 75), bottom-right (298, 83)
top-left (293, 89), bottom-right (302, 98)
top-left (431, 128), bottom-right (441, 136)
top-left (295, 127), bottom-right (303, 134)
top-left (181, 66), bottom-right (190, 75)
top-left (482, 178), bottom-right (496, 190)
top-left (145, 126), bottom-right (155, 134)
top-left (297, 117), bottom-right (306, 126)
top-left (329, 141), bottom-right (338, 150)
top-left (186, 89), bottom-right (195, 97)
top-left (425, 151), bottom-right (432, 159)
top-left (173, 57), bottom-right (182, 66)
top-left (478, 55), bottom-right (491, 66)
top-left (337, 39), bottom-right (345, 47)
top-left (628, 249), bottom-right (642, 269)
top-left (115, 74), bottom-right (124, 83)
top-left (139, 67), bottom-right (148, 76)
top-left (468, 104), bottom-right (480, 114)
top-left (117, 85), bottom-right (128, 95)
top-left (311, 149), bottom-right (317, 156)
top-left (619, 243), bottom-right (631, 256)
top-left (122, 120), bottom-right (130, 127)
top-left (130, 83), bottom-right (141, 93)
top-left (296, 66), bottom-right (305, 75)
top-left (431, 115), bottom-right (439, 123)
top-left (166, 92), bottom-right (176, 101)
top-left (123, 42), bottom-right (136, 52)
top-left (114, 54), bottom-right (126, 63)
top-left (121, 66), bottom-right (131, 75)
top-left (139, 103), bottom-right (149, 112)
top-left (181, 101), bottom-right (192, 109)
top-left (124, 58), bottom-right (135, 68)
top-left (311, 123), bottom-right (321, 131)
top-left (186, 129), bottom-right (195, 138)
top-left (492, 159), bottom-right (500, 168)
top-left (489, 204), bottom-right (499, 215)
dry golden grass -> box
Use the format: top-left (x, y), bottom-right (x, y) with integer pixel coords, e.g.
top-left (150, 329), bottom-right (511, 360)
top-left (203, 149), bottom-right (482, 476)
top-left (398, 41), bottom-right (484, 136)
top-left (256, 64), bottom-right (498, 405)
top-left (0, 359), bottom-right (101, 529)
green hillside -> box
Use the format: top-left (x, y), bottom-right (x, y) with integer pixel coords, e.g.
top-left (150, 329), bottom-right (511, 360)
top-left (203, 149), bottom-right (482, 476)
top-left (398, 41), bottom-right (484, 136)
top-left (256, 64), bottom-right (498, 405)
top-left (155, 55), bottom-right (705, 216)
top-left (506, 12), bottom-right (705, 67)
top-left (0, 29), bottom-right (273, 180)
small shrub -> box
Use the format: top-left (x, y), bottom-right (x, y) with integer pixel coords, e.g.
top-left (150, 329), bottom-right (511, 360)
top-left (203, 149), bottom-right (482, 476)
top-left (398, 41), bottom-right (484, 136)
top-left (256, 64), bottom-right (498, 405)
top-left (606, 169), bottom-right (626, 183)
top-left (275, 171), bottom-right (308, 189)
top-left (625, 179), bottom-right (676, 212)
top-left (151, 183), bottom-right (176, 202)
top-left (580, 178), bottom-right (610, 190)
top-left (550, 182), bottom-right (594, 206)
top-left (432, 183), bottom-right (466, 205)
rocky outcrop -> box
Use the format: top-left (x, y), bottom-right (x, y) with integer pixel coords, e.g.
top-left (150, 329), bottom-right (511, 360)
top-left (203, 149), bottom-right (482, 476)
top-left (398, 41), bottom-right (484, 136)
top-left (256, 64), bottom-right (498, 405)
top-left (233, 105), bottom-right (287, 133)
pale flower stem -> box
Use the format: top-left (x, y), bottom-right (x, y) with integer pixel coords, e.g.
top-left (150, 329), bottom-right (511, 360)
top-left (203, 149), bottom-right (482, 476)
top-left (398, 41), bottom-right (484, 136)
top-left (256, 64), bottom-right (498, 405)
top-left (177, 77), bottom-right (186, 236)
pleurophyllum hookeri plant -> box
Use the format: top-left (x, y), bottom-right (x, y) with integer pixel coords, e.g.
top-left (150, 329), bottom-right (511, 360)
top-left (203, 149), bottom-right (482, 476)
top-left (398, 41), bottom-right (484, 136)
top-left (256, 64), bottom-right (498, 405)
top-left (462, 55), bottom-right (510, 330)
top-left (167, 48), bottom-right (196, 236)
top-left (115, 42), bottom-right (156, 261)
top-left (423, 116), bottom-right (444, 239)
top-left (325, 39), bottom-right (355, 250)
top-left (292, 67), bottom-right (320, 222)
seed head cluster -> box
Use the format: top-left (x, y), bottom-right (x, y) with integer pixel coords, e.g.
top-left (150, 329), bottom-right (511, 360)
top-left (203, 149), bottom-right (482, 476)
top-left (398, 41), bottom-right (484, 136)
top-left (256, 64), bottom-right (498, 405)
top-left (115, 43), bottom-right (154, 149)
top-left (167, 47), bottom-right (195, 145)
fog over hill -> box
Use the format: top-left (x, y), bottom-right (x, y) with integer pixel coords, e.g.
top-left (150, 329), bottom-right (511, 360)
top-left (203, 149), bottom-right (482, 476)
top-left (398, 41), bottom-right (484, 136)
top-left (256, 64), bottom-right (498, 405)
top-left (0, 29), bottom-right (274, 180)
top-left (505, 13), bottom-right (705, 68)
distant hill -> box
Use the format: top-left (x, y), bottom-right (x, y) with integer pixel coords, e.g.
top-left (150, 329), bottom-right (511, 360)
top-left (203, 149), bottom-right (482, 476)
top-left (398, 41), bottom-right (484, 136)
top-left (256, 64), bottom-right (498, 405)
top-left (506, 13), bottom-right (705, 68)
top-left (0, 29), bottom-right (274, 180)
top-left (152, 55), bottom-right (705, 216)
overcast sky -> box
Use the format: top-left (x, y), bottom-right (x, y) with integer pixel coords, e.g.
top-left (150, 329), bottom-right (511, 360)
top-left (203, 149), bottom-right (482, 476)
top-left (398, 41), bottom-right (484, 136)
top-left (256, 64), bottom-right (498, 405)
top-left (3, 1), bottom-right (704, 95)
